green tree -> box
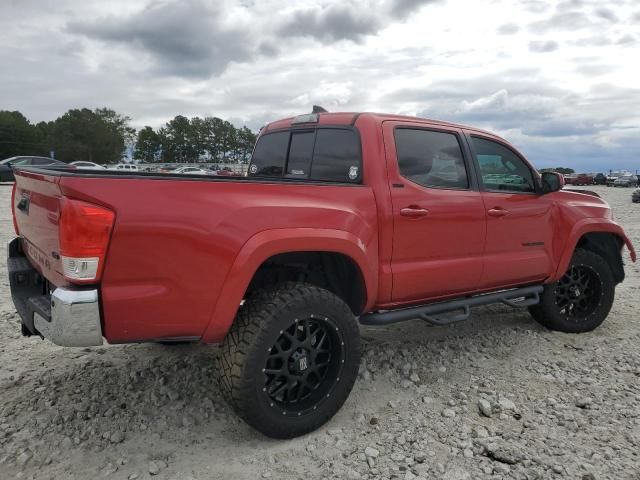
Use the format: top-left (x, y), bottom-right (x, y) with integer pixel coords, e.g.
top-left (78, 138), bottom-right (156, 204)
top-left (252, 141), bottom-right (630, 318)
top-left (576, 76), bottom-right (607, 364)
top-left (192, 116), bottom-right (226, 161)
top-left (158, 115), bottom-right (198, 162)
top-left (46, 108), bottom-right (134, 164)
top-left (189, 117), bottom-right (207, 160)
top-left (237, 126), bottom-right (257, 163)
top-left (49, 109), bottom-right (119, 163)
top-left (0, 111), bottom-right (48, 159)
top-left (218, 120), bottom-right (235, 162)
top-left (95, 108), bottom-right (136, 145)
top-left (134, 126), bottom-right (161, 162)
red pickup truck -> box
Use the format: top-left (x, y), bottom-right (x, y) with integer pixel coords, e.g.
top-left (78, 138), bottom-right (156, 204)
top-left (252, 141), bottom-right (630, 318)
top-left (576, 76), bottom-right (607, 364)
top-left (8, 111), bottom-right (636, 439)
top-left (564, 173), bottom-right (594, 186)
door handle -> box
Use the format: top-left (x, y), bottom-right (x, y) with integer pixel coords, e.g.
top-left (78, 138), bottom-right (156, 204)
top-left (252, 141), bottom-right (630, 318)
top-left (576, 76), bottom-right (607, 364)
top-left (400, 206), bottom-right (430, 218)
top-left (487, 207), bottom-right (509, 217)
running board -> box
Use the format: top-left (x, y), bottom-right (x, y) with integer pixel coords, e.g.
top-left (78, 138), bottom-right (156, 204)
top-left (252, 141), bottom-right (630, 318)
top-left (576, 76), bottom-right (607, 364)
top-left (359, 285), bottom-right (543, 326)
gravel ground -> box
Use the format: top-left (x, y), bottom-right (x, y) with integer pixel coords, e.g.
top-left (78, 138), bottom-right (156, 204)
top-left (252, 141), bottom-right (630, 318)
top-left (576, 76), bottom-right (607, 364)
top-left (0, 183), bottom-right (639, 480)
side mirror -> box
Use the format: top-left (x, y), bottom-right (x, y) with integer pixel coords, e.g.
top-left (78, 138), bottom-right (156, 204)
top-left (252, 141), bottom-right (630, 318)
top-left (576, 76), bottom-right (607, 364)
top-left (541, 171), bottom-right (564, 193)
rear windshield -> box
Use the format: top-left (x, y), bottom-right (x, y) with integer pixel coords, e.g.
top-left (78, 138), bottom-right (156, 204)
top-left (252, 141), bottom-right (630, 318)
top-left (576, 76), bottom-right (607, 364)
top-left (249, 128), bottom-right (361, 183)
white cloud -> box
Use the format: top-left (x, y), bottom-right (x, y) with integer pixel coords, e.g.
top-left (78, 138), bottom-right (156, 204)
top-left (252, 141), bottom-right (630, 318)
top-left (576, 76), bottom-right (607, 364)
top-left (0, 0), bottom-right (639, 170)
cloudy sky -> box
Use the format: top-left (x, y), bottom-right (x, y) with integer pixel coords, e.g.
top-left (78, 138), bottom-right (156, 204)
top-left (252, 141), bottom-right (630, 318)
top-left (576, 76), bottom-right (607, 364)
top-left (1, 0), bottom-right (639, 171)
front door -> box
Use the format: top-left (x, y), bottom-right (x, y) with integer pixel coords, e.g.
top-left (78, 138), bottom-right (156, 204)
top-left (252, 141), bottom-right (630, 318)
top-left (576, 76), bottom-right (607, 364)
top-left (384, 122), bottom-right (487, 303)
top-left (466, 133), bottom-right (554, 288)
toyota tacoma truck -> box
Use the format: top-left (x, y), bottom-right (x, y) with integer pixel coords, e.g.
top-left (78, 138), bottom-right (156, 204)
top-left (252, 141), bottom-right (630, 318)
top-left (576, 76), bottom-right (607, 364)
top-left (7, 111), bottom-right (636, 439)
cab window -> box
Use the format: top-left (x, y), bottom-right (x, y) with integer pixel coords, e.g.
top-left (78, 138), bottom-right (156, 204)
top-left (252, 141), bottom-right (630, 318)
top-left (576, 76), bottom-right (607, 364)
top-left (309, 129), bottom-right (360, 182)
top-left (250, 131), bottom-right (288, 177)
top-left (286, 131), bottom-right (314, 178)
top-left (249, 128), bottom-right (361, 183)
top-left (394, 128), bottom-right (469, 189)
top-left (471, 137), bottom-right (536, 193)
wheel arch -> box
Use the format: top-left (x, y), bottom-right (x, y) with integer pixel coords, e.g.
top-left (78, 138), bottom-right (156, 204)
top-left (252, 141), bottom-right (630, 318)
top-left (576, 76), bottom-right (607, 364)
top-left (552, 220), bottom-right (636, 283)
top-left (200, 228), bottom-right (378, 343)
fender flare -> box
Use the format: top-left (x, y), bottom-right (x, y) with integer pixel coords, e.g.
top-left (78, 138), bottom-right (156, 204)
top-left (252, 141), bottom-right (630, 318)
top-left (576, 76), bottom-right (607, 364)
top-left (200, 228), bottom-right (378, 343)
top-left (552, 219), bottom-right (636, 282)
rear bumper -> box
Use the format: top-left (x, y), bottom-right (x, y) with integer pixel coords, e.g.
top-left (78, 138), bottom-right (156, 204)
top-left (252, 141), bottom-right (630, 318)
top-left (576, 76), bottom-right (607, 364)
top-left (7, 237), bottom-right (103, 347)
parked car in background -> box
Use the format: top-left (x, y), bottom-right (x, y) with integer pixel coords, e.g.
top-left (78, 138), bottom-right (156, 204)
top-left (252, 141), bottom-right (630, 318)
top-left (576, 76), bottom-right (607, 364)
top-left (632, 188), bottom-right (640, 203)
top-left (110, 164), bottom-right (139, 172)
top-left (606, 172), bottom-right (622, 186)
top-left (593, 173), bottom-right (607, 185)
top-left (613, 174), bottom-right (638, 187)
top-left (213, 167), bottom-right (236, 176)
top-left (0, 156), bottom-right (67, 182)
top-left (173, 166), bottom-right (210, 175)
top-left (70, 161), bottom-right (105, 170)
top-left (569, 173), bottom-right (594, 185)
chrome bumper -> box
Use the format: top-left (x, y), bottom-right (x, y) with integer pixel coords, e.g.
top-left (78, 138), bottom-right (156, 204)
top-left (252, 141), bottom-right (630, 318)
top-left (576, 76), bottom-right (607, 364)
top-left (34, 288), bottom-right (103, 347)
top-left (7, 237), bottom-right (103, 347)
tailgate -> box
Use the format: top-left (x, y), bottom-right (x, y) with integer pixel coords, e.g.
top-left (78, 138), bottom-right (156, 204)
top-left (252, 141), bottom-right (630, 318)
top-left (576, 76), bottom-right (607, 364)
top-left (13, 169), bottom-right (66, 286)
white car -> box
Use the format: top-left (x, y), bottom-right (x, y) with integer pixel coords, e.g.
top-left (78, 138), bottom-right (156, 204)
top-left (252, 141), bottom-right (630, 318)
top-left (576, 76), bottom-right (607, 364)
top-left (174, 166), bottom-right (209, 175)
top-left (110, 164), bottom-right (139, 171)
top-left (613, 175), bottom-right (638, 187)
top-left (70, 161), bottom-right (105, 170)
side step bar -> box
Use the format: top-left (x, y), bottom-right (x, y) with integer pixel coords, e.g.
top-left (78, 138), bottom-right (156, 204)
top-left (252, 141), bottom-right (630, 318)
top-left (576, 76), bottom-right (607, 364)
top-left (359, 285), bottom-right (543, 326)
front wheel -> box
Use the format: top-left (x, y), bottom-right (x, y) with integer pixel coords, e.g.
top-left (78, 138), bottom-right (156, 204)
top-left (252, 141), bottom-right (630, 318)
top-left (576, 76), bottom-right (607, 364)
top-left (529, 249), bottom-right (615, 333)
top-left (218, 282), bottom-right (360, 439)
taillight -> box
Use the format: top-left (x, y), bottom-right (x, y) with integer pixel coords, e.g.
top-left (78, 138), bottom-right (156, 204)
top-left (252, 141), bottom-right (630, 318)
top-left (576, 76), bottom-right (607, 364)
top-left (11, 183), bottom-right (19, 235)
top-left (59, 198), bottom-right (115, 283)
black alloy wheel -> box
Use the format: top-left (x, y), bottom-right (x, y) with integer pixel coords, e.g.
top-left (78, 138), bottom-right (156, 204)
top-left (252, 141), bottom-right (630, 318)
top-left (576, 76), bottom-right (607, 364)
top-left (218, 282), bottom-right (361, 438)
top-left (529, 248), bottom-right (615, 333)
top-left (263, 316), bottom-right (345, 416)
top-left (554, 264), bottom-right (603, 320)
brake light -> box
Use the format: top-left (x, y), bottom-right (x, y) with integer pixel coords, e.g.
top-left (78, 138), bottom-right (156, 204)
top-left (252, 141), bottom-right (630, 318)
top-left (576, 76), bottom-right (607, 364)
top-left (59, 198), bottom-right (115, 283)
top-left (11, 183), bottom-right (19, 235)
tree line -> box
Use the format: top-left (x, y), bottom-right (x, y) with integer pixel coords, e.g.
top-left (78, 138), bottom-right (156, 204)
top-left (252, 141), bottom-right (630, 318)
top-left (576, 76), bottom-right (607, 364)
top-left (135, 116), bottom-right (256, 164)
top-left (0, 108), bottom-right (257, 165)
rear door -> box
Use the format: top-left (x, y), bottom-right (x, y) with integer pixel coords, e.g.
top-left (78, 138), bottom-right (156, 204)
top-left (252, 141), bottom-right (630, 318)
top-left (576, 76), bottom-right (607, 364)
top-left (383, 121), bottom-right (486, 303)
top-left (466, 133), bottom-right (554, 288)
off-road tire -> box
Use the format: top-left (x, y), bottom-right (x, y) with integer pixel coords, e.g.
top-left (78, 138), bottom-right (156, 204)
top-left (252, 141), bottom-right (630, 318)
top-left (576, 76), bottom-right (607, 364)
top-left (529, 248), bottom-right (615, 333)
top-left (218, 282), bottom-right (361, 439)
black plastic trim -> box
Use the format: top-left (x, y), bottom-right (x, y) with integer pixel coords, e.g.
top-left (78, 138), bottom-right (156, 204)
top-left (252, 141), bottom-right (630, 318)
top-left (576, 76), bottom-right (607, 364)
top-left (359, 285), bottom-right (543, 326)
top-left (13, 166), bottom-right (367, 188)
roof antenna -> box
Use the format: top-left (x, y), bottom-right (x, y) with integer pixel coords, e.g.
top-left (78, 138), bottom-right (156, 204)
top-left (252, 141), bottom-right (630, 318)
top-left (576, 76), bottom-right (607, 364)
top-left (312, 105), bottom-right (328, 113)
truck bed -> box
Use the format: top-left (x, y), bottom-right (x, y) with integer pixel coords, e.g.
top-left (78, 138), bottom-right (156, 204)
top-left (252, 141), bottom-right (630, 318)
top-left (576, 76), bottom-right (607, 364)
top-left (11, 165), bottom-right (377, 343)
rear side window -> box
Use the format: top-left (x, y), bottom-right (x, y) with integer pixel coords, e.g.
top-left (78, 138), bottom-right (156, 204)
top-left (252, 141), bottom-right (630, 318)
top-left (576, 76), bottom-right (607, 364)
top-left (286, 131), bottom-right (314, 178)
top-left (395, 128), bottom-right (469, 189)
top-left (249, 128), bottom-right (361, 182)
top-left (250, 131), bottom-right (288, 177)
top-left (310, 129), bottom-right (360, 182)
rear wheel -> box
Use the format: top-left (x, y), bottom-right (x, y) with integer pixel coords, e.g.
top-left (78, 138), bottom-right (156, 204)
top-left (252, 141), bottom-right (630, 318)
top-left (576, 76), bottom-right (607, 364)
top-left (218, 282), bottom-right (360, 439)
top-left (529, 249), bottom-right (615, 333)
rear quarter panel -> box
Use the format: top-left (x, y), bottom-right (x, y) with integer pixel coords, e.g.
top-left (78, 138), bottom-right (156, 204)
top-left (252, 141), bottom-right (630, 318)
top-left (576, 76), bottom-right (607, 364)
top-left (58, 177), bottom-right (377, 343)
